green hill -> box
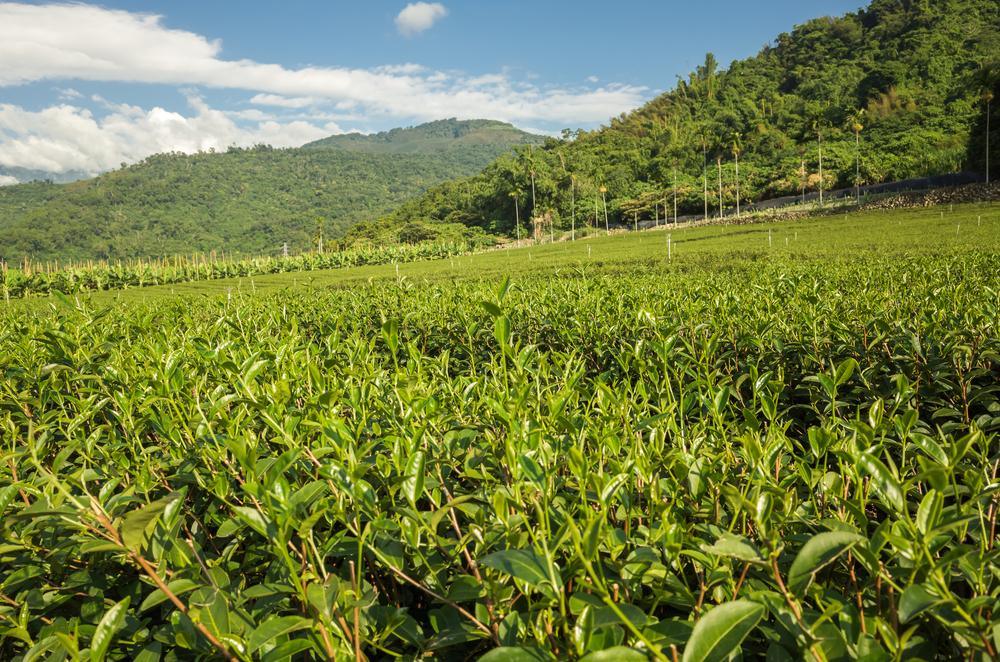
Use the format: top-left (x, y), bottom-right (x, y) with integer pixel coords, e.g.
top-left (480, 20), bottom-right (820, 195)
top-left (302, 118), bottom-right (541, 154)
top-left (0, 165), bottom-right (89, 185)
top-left (365, 0), bottom-right (999, 241)
top-left (0, 119), bottom-right (543, 262)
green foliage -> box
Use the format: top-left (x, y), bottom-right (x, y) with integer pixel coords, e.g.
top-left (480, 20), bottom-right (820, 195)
top-left (302, 118), bottom-right (541, 154)
top-left (1, 206), bottom-right (999, 659)
top-left (381, 0), bottom-right (1000, 236)
top-left (0, 120), bottom-right (542, 262)
top-left (0, 238), bottom-right (483, 299)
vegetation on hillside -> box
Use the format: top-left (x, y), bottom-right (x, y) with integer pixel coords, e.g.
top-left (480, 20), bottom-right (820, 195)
top-left (302, 119), bottom-right (542, 154)
top-left (1, 238), bottom-right (484, 300)
top-left (2, 207), bottom-right (999, 659)
top-left (371, 0), bottom-right (999, 240)
top-left (0, 120), bottom-right (542, 262)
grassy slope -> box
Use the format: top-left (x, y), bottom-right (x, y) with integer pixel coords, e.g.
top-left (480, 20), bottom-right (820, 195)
top-left (29, 203), bottom-right (997, 306)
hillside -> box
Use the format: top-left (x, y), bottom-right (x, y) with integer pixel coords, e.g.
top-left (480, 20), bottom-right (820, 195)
top-left (302, 118), bottom-right (539, 154)
top-left (0, 165), bottom-right (88, 185)
top-left (0, 119), bottom-right (543, 262)
top-left (365, 0), bottom-right (999, 241)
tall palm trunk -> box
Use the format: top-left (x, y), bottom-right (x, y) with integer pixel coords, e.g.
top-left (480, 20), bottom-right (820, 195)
top-left (702, 142), bottom-right (709, 221)
top-left (801, 160), bottom-right (806, 203)
top-left (717, 156), bottom-right (724, 219)
top-left (601, 190), bottom-right (609, 234)
top-left (734, 150), bottom-right (741, 219)
top-left (987, 95), bottom-right (993, 184)
top-left (855, 129), bottom-right (861, 202)
top-left (818, 129), bottom-right (824, 206)
top-left (514, 196), bottom-right (520, 242)
top-left (570, 178), bottom-right (576, 241)
top-left (673, 166), bottom-right (678, 224)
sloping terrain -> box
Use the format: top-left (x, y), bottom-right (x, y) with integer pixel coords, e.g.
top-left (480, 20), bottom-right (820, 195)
top-left (0, 120), bottom-right (543, 262)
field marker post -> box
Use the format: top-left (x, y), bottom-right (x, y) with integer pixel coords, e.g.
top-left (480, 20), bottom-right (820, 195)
top-left (667, 233), bottom-right (672, 262)
top-left (769, 229), bottom-right (772, 247)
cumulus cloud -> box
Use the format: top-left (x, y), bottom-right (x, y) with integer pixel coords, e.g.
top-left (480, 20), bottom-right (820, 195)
top-left (250, 94), bottom-right (317, 109)
top-left (0, 174), bottom-right (19, 186)
top-left (0, 3), bottom-right (645, 125)
top-left (0, 97), bottom-right (339, 174)
top-left (395, 2), bottom-right (448, 36)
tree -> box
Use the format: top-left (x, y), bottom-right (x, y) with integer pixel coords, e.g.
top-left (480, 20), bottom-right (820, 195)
top-left (313, 216), bottom-right (325, 253)
top-left (600, 186), bottom-right (609, 234)
top-left (732, 135), bottom-right (742, 219)
top-left (570, 175), bottom-right (577, 241)
top-left (849, 110), bottom-right (865, 202)
top-left (985, 90), bottom-right (994, 184)
top-left (509, 190), bottom-right (522, 242)
top-left (672, 163), bottom-right (678, 224)
top-left (814, 120), bottom-right (825, 206)
top-left (717, 155), bottom-right (724, 219)
top-left (701, 135), bottom-right (709, 221)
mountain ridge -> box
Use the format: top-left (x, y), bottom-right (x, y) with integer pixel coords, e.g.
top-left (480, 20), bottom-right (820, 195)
top-left (0, 119), bottom-right (545, 261)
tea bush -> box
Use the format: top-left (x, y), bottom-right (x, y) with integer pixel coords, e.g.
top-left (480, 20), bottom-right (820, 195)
top-left (1, 215), bottom-right (999, 660)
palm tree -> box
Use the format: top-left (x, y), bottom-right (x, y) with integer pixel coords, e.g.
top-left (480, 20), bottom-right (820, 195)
top-left (732, 136), bottom-right (742, 219)
top-left (717, 155), bottom-right (724, 219)
top-left (530, 169), bottom-right (537, 214)
top-left (701, 135), bottom-right (709, 222)
top-left (814, 121), bottom-right (825, 206)
top-left (985, 89), bottom-right (994, 184)
top-left (672, 163), bottom-right (679, 225)
top-left (600, 186), bottom-right (609, 234)
top-left (509, 190), bottom-right (521, 242)
top-left (800, 160), bottom-right (807, 203)
top-left (570, 175), bottom-right (576, 241)
top-left (848, 110), bottom-right (865, 202)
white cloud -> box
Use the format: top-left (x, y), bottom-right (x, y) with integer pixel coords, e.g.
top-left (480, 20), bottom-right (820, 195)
top-left (395, 3), bottom-right (448, 36)
top-left (0, 3), bottom-right (646, 126)
top-left (250, 93), bottom-right (316, 109)
top-left (0, 97), bottom-right (335, 174)
top-left (0, 174), bottom-right (19, 185)
top-left (226, 108), bottom-right (274, 121)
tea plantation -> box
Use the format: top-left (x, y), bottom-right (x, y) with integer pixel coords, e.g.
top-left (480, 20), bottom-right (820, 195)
top-left (1, 205), bottom-right (999, 660)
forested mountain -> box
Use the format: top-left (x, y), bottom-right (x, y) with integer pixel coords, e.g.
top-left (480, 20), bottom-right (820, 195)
top-left (0, 120), bottom-right (542, 261)
top-left (0, 165), bottom-right (88, 185)
top-left (303, 119), bottom-right (540, 154)
top-left (365, 0), bottom-right (999, 241)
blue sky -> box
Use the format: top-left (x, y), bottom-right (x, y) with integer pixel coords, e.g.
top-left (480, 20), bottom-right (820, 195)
top-left (0, 1), bottom-right (863, 177)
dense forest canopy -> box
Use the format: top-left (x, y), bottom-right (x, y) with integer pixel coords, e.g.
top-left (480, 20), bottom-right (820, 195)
top-left (0, 120), bottom-right (543, 262)
top-left (367, 0), bottom-right (999, 241)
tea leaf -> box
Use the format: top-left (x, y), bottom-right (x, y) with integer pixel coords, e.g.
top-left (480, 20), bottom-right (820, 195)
top-left (682, 600), bottom-right (764, 662)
